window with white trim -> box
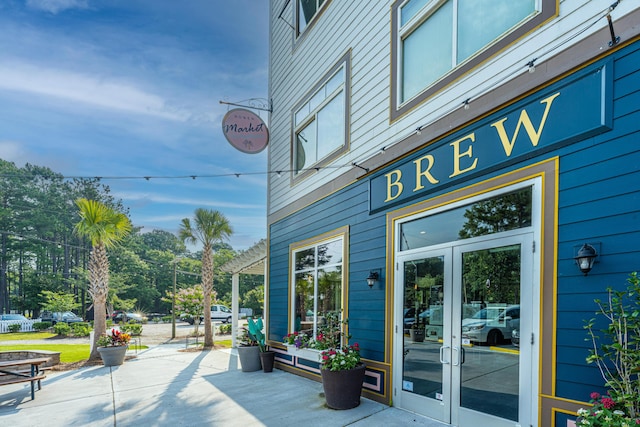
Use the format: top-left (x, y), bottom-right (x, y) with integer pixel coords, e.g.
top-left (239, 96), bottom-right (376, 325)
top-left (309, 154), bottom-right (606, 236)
top-left (291, 234), bottom-right (345, 340)
top-left (293, 55), bottom-right (349, 176)
top-left (392, 0), bottom-right (555, 118)
top-left (297, 0), bottom-right (329, 36)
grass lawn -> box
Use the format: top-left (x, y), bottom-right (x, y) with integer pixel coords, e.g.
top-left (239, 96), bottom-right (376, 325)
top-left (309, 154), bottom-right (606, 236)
top-left (0, 332), bottom-right (57, 341)
top-left (0, 344), bottom-right (90, 363)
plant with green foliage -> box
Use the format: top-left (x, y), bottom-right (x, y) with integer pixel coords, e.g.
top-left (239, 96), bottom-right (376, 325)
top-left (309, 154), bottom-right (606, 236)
top-left (247, 317), bottom-right (267, 352)
top-left (40, 290), bottom-right (80, 315)
top-left (33, 322), bottom-right (51, 331)
top-left (179, 208), bottom-right (232, 348)
top-left (54, 322), bottom-right (71, 336)
top-left (120, 322), bottom-right (142, 336)
top-left (70, 322), bottom-right (92, 337)
top-left (8, 324), bottom-right (21, 333)
top-left (74, 198), bottom-right (132, 360)
top-left (218, 324), bottom-right (231, 335)
top-left (584, 272), bottom-right (640, 419)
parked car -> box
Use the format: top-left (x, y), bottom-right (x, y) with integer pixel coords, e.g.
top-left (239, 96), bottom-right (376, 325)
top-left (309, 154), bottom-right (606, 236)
top-left (112, 311), bottom-right (146, 323)
top-left (41, 311), bottom-right (83, 325)
top-left (182, 304), bottom-right (234, 325)
top-left (512, 328), bottom-right (520, 347)
top-left (0, 314), bottom-right (29, 322)
top-left (461, 305), bottom-right (520, 346)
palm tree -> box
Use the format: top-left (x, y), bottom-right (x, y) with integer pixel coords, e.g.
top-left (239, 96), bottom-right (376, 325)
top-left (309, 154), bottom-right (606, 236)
top-left (179, 209), bottom-right (232, 347)
top-left (74, 198), bottom-right (132, 359)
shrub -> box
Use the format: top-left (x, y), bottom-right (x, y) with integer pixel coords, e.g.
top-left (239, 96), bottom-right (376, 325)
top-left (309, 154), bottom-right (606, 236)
top-left (53, 322), bottom-right (71, 336)
top-left (33, 321), bottom-right (51, 331)
top-left (218, 324), bottom-right (232, 335)
top-left (584, 272), bottom-right (640, 419)
top-left (120, 322), bottom-right (143, 336)
top-left (71, 322), bottom-right (91, 337)
top-left (162, 315), bottom-right (172, 323)
top-left (8, 324), bottom-right (22, 333)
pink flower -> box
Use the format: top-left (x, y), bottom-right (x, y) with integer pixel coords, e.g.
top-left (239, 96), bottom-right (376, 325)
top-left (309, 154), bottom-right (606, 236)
top-left (590, 392), bottom-right (600, 400)
top-left (601, 397), bottom-right (615, 409)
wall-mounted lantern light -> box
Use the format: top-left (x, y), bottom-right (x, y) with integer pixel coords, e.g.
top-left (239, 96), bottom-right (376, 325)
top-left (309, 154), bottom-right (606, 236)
top-left (367, 270), bottom-right (380, 288)
top-left (574, 243), bottom-right (598, 276)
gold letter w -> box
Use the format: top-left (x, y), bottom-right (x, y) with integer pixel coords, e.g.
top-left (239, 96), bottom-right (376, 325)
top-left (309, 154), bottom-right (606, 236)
top-left (491, 92), bottom-right (560, 157)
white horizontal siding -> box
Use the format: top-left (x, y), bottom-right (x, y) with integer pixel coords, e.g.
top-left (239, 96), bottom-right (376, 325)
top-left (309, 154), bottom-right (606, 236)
top-left (268, 0), bottom-right (638, 215)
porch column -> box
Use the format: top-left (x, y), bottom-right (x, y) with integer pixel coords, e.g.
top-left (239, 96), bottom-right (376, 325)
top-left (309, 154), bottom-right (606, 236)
top-left (231, 272), bottom-right (240, 348)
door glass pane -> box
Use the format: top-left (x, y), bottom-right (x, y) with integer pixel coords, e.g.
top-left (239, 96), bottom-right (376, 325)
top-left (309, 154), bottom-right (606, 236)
top-left (294, 272), bottom-right (315, 334)
top-left (402, 256), bottom-right (445, 400)
top-left (400, 186), bottom-right (532, 251)
top-left (459, 244), bottom-right (521, 421)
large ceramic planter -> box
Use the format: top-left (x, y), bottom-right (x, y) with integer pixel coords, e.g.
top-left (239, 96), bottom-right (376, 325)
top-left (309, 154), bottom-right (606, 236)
top-left (259, 351), bottom-right (275, 373)
top-left (321, 363), bottom-right (366, 410)
top-left (237, 345), bottom-right (261, 372)
top-left (97, 345), bottom-right (128, 366)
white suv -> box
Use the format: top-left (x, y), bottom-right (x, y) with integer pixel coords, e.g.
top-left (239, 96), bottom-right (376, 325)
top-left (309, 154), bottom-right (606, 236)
top-left (461, 305), bottom-right (520, 346)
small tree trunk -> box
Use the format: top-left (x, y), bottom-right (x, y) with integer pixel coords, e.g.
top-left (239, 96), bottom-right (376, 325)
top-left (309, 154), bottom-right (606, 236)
top-left (88, 243), bottom-right (109, 360)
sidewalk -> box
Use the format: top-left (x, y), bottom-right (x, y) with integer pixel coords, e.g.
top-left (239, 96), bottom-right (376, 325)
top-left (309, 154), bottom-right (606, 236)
top-left (0, 344), bottom-right (447, 427)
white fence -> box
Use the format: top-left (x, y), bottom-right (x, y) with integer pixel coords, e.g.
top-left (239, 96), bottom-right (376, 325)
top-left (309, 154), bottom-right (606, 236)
top-left (0, 320), bottom-right (37, 333)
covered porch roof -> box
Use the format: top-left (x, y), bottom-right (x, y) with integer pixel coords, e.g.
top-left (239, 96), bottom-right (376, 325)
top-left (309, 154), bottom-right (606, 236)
top-left (221, 239), bottom-right (266, 275)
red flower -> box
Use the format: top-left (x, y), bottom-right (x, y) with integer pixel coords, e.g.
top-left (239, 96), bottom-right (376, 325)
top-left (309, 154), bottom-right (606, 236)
top-left (601, 397), bottom-right (615, 409)
top-left (590, 392), bottom-right (600, 400)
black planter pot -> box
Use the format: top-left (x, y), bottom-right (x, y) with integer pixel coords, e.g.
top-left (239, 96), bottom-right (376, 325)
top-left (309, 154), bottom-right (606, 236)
top-left (321, 363), bottom-right (366, 410)
top-left (259, 351), bottom-right (275, 372)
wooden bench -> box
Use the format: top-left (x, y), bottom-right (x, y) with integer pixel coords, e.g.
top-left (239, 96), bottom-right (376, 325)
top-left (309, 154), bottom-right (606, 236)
top-left (0, 357), bottom-right (50, 400)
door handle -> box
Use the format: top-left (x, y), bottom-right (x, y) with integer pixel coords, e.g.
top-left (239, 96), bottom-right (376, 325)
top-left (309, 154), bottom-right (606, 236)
top-left (439, 345), bottom-right (450, 364)
top-left (452, 347), bottom-right (459, 366)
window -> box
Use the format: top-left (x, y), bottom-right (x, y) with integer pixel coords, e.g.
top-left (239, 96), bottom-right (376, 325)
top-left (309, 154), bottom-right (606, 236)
top-left (297, 0), bottom-right (328, 36)
top-left (293, 53), bottom-right (350, 177)
top-left (391, 0), bottom-right (556, 120)
top-left (400, 186), bottom-right (532, 251)
top-left (290, 230), bottom-right (347, 341)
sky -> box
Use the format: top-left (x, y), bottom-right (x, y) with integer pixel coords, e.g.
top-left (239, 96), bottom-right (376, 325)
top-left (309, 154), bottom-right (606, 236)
top-left (0, 0), bottom-right (270, 251)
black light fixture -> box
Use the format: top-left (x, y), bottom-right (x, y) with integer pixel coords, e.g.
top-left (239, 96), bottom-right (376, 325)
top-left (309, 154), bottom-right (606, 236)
top-left (366, 270), bottom-right (380, 288)
top-left (575, 243), bottom-right (598, 276)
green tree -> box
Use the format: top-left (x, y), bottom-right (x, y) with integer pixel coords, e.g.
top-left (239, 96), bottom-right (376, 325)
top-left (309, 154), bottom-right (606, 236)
top-left (39, 290), bottom-right (80, 314)
top-left (164, 285), bottom-right (204, 335)
top-left (179, 209), bottom-right (232, 347)
top-left (74, 198), bottom-right (132, 359)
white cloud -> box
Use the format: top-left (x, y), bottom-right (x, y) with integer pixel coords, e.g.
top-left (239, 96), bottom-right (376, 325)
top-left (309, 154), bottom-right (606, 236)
top-left (115, 190), bottom-right (264, 210)
top-left (26, 0), bottom-right (88, 14)
top-left (0, 61), bottom-right (188, 121)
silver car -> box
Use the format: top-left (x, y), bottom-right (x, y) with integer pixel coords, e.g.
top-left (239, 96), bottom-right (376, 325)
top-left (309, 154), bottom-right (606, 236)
top-left (461, 305), bottom-right (520, 346)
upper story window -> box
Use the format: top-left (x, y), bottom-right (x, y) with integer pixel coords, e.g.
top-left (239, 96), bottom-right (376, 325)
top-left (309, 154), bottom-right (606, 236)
top-left (292, 52), bottom-right (350, 179)
top-left (297, 0), bottom-right (329, 36)
top-left (391, 0), bottom-right (556, 121)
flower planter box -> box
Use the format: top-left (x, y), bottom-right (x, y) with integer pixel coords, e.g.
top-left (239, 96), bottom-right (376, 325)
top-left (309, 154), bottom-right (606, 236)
top-left (284, 345), bottom-right (321, 362)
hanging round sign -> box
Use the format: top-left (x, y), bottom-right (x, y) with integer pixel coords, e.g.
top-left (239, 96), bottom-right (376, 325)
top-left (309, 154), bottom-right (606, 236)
top-left (221, 108), bottom-right (269, 154)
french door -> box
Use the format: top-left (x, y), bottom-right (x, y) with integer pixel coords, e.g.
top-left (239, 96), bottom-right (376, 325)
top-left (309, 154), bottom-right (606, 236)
top-left (394, 233), bottom-right (536, 427)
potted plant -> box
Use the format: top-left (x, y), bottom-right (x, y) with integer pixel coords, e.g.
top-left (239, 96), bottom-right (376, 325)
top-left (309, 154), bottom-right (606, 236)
top-left (577, 272), bottom-right (640, 425)
top-left (237, 327), bottom-right (261, 372)
top-left (320, 342), bottom-right (366, 410)
top-left (248, 317), bottom-right (275, 373)
top-left (96, 328), bottom-right (131, 366)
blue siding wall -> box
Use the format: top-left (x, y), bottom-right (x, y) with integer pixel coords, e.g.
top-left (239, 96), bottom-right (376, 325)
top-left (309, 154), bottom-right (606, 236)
top-left (554, 41), bottom-right (640, 400)
top-left (268, 40), bottom-right (640, 395)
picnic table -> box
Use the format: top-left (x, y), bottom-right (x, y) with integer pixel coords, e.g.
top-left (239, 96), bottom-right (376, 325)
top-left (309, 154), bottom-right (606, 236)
top-left (0, 357), bottom-right (50, 400)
